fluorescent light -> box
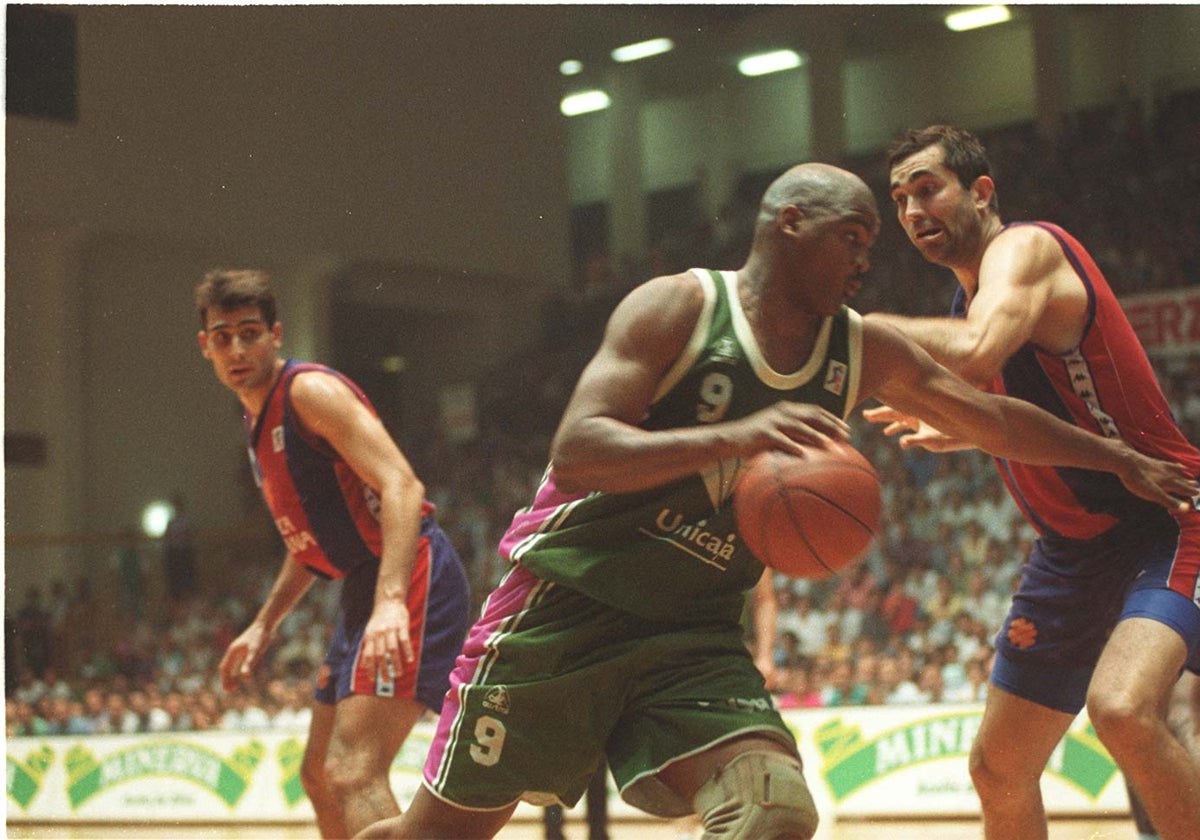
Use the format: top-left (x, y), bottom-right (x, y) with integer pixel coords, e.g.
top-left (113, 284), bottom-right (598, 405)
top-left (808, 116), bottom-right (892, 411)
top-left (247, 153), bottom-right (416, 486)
top-left (945, 5), bottom-right (1011, 32)
top-left (559, 59), bottom-right (583, 76)
top-left (738, 49), bottom-right (803, 77)
top-left (611, 37), bottom-right (674, 63)
top-left (560, 90), bottom-right (611, 117)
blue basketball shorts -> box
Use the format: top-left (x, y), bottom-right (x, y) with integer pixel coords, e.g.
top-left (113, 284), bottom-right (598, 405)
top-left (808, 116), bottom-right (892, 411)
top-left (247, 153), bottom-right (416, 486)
top-left (992, 506), bottom-right (1200, 713)
top-left (314, 516), bottom-right (471, 711)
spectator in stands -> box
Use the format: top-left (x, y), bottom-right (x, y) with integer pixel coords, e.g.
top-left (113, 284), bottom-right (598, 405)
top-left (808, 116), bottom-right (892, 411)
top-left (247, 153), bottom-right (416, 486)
top-left (924, 575), bottom-right (965, 640)
top-left (945, 656), bottom-right (991, 703)
top-left (835, 563), bottom-right (878, 611)
top-left (821, 660), bottom-right (868, 707)
top-left (880, 579), bottom-right (920, 637)
top-left (774, 665), bottom-right (823, 710)
top-left (102, 691), bottom-right (140, 734)
top-left (961, 570), bottom-right (1007, 634)
top-left (148, 691), bottom-right (192, 732)
top-left (220, 690), bottom-right (271, 732)
top-left (877, 655), bottom-right (923, 705)
top-left (915, 662), bottom-right (947, 704)
top-left (64, 698), bottom-right (95, 735)
top-left (787, 590), bottom-right (832, 660)
top-left (957, 519), bottom-right (992, 569)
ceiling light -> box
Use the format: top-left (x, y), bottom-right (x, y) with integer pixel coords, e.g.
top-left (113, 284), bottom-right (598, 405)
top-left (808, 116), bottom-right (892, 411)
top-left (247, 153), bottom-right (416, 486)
top-left (560, 90), bottom-right (611, 117)
top-left (738, 49), bottom-right (803, 77)
top-left (611, 37), bottom-right (674, 63)
top-left (945, 5), bottom-right (1012, 32)
top-left (559, 60), bottom-right (583, 76)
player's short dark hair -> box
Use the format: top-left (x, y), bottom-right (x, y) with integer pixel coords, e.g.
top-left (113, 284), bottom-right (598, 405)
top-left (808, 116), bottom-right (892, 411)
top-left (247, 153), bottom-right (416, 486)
top-left (886, 125), bottom-right (999, 212)
top-left (195, 269), bottom-right (277, 328)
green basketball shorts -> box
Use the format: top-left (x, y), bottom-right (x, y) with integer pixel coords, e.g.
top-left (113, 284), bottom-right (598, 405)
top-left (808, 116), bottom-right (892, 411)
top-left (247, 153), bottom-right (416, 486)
top-left (422, 565), bottom-right (796, 817)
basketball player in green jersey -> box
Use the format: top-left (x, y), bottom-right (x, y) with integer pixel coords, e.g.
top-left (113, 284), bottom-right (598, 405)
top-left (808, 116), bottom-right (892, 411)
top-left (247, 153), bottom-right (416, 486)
top-left (359, 163), bottom-right (1195, 840)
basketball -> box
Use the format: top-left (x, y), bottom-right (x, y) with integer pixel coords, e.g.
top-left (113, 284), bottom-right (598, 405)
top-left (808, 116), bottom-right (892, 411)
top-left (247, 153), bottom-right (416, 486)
top-left (734, 442), bottom-right (882, 579)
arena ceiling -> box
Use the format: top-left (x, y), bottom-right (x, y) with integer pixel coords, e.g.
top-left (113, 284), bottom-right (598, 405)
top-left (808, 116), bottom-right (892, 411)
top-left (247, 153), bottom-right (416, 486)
top-left (556, 4), bottom-right (1109, 99)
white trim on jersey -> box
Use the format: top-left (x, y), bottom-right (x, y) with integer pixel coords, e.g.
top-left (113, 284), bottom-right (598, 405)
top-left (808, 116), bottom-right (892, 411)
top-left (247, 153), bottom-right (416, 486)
top-left (721, 269), bottom-right (833, 389)
top-left (652, 269), bottom-right (719, 405)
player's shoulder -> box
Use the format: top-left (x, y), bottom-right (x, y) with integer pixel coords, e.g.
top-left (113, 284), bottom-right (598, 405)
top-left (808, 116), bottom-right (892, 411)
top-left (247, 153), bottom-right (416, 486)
top-left (614, 270), bottom-right (708, 322)
top-left (629, 269), bottom-right (706, 300)
top-left (986, 221), bottom-right (1076, 277)
top-left (598, 271), bottom-right (711, 359)
top-left (287, 366), bottom-right (359, 407)
top-left (991, 220), bottom-right (1073, 257)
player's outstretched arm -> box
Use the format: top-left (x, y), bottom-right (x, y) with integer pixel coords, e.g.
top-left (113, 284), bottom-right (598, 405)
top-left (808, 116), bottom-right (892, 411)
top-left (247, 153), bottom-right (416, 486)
top-left (859, 321), bottom-right (1198, 511)
top-left (867, 225), bottom-right (1078, 384)
top-left (550, 274), bottom-right (849, 495)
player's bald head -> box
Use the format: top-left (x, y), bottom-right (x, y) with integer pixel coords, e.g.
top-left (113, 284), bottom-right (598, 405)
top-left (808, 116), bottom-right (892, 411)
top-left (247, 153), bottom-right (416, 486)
top-left (757, 163), bottom-right (880, 235)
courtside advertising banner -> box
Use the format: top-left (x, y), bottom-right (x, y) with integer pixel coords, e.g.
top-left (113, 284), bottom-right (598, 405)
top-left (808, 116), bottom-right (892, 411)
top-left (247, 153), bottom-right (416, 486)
top-left (8, 705), bottom-right (1131, 824)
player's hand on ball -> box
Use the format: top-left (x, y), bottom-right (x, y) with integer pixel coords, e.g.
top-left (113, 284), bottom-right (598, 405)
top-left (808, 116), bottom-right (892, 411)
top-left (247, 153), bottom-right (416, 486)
top-left (738, 401), bottom-right (851, 458)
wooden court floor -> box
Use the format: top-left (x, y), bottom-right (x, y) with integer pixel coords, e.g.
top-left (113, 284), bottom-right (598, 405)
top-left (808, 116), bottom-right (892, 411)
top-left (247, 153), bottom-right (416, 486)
top-left (7, 817), bottom-right (1143, 839)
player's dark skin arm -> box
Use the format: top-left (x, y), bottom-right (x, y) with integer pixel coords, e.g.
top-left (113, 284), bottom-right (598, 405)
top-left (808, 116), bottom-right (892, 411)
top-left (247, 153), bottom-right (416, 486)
top-left (550, 273), bottom-right (849, 495)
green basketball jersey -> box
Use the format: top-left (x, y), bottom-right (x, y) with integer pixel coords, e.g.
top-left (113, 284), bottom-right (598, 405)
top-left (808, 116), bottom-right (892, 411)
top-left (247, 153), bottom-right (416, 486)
top-left (498, 268), bottom-right (864, 623)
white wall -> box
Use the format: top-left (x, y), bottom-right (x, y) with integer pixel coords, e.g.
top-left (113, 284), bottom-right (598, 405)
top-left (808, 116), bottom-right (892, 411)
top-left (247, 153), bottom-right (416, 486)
top-left (5, 6), bottom-right (572, 596)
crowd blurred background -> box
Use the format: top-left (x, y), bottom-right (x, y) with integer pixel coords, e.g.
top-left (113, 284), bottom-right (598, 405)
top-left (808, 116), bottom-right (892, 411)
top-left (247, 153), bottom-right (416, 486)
top-left (7, 93), bottom-right (1200, 739)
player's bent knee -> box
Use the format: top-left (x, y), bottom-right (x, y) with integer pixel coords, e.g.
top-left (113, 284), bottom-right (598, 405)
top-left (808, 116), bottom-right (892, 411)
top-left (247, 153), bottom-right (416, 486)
top-left (324, 750), bottom-right (382, 796)
top-left (692, 750), bottom-right (818, 840)
top-left (1087, 693), bottom-right (1155, 750)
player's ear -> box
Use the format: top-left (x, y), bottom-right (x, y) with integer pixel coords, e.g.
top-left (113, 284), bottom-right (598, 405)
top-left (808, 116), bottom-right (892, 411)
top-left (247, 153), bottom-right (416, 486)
top-left (272, 321), bottom-right (283, 347)
top-left (198, 330), bottom-right (210, 357)
top-left (971, 176), bottom-right (995, 211)
top-left (779, 204), bottom-right (804, 233)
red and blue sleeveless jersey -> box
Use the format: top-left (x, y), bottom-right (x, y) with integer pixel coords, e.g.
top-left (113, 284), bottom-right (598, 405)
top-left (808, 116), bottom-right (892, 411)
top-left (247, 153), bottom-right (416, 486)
top-left (955, 222), bottom-right (1200, 540)
top-left (246, 359), bottom-right (434, 579)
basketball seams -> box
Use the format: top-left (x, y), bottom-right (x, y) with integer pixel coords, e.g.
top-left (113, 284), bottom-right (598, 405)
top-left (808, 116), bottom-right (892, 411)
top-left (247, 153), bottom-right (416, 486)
top-left (734, 446), bottom-right (881, 579)
top-left (775, 484), bottom-right (833, 575)
top-left (781, 486), bottom-right (879, 535)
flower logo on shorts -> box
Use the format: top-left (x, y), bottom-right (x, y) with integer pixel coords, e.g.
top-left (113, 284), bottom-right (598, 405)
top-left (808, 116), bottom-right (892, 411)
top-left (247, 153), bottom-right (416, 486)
top-left (1006, 617), bottom-right (1038, 650)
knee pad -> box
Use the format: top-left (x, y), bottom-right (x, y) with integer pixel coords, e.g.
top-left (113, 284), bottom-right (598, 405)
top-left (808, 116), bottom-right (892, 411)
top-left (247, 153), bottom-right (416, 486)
top-left (693, 750), bottom-right (818, 840)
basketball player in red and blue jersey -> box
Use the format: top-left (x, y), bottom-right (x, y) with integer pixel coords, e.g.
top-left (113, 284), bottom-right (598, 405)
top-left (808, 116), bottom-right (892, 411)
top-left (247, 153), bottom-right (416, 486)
top-left (196, 269), bottom-right (470, 838)
top-left (869, 125), bottom-right (1200, 840)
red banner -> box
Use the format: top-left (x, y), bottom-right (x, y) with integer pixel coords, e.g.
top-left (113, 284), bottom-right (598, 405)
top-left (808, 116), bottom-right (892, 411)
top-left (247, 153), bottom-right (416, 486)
top-left (1121, 287), bottom-right (1200, 356)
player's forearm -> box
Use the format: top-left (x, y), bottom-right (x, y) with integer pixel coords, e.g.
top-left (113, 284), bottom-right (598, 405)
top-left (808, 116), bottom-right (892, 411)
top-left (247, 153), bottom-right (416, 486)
top-left (373, 475), bottom-right (426, 605)
top-left (982, 397), bottom-right (1128, 471)
top-left (550, 416), bottom-right (739, 494)
top-left (752, 574), bottom-right (778, 665)
top-left (254, 554), bottom-right (316, 633)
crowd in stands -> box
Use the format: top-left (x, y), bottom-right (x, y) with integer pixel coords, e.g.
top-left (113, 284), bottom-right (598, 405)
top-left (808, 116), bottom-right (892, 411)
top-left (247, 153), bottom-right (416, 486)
top-left (8, 94), bottom-right (1200, 738)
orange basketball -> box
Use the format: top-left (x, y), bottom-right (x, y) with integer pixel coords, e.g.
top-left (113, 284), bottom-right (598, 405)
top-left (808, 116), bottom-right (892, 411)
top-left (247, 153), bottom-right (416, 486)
top-left (734, 442), bottom-right (882, 579)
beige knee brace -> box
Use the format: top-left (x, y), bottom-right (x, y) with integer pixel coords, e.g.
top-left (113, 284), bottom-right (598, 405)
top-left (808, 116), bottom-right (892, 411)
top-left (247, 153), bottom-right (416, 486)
top-left (693, 750), bottom-right (818, 839)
